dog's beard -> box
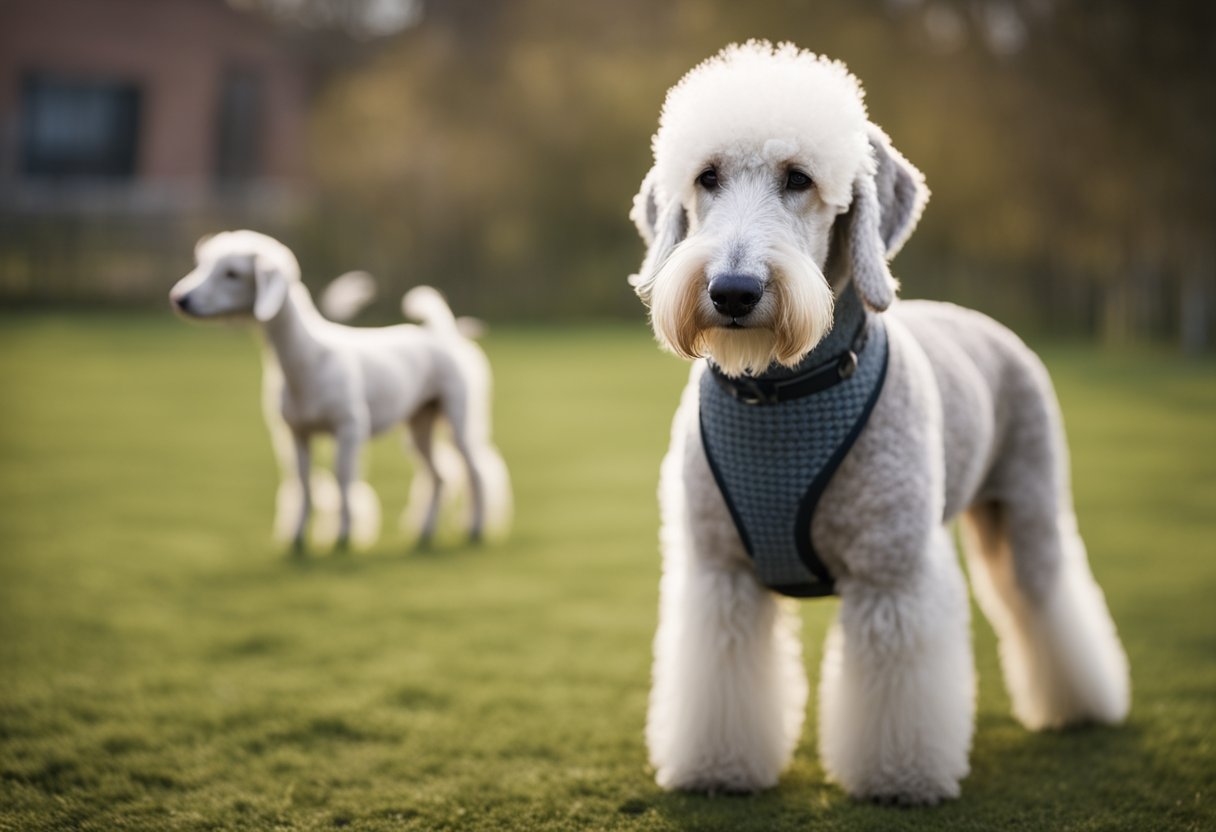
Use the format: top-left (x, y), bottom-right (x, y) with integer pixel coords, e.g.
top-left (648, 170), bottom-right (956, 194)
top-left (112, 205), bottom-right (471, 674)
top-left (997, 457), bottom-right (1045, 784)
top-left (647, 239), bottom-right (834, 377)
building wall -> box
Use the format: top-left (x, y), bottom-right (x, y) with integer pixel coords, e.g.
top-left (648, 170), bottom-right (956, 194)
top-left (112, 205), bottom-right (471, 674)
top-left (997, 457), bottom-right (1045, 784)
top-left (0, 0), bottom-right (309, 191)
top-left (0, 0), bottom-right (319, 304)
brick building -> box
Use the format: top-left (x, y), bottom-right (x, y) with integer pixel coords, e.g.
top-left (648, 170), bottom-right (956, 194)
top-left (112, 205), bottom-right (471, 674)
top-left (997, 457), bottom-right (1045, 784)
top-left (0, 0), bottom-right (323, 302)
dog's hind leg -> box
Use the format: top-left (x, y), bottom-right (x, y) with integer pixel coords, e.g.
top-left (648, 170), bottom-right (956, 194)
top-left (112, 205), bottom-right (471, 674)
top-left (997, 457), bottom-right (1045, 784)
top-left (438, 382), bottom-right (488, 544)
top-left (818, 526), bottom-right (974, 805)
top-left (646, 396), bottom-right (807, 794)
top-left (960, 353), bottom-right (1129, 730)
top-left (961, 496), bottom-right (1130, 730)
top-left (406, 401), bottom-right (445, 545)
top-left (431, 342), bottom-right (512, 542)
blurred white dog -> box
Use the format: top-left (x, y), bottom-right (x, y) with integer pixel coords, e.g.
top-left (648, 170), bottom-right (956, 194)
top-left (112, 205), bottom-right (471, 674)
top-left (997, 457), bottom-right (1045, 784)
top-left (631, 42), bottom-right (1128, 804)
top-left (170, 230), bottom-right (511, 551)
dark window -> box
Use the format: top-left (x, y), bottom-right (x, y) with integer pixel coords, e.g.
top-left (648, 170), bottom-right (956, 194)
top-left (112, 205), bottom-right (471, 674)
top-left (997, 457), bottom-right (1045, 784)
top-left (21, 75), bottom-right (140, 179)
top-left (215, 69), bottom-right (262, 182)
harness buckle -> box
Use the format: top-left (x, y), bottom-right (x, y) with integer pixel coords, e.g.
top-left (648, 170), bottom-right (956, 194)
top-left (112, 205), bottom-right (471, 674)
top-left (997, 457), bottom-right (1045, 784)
top-left (737, 379), bottom-right (777, 405)
top-left (837, 351), bottom-right (858, 380)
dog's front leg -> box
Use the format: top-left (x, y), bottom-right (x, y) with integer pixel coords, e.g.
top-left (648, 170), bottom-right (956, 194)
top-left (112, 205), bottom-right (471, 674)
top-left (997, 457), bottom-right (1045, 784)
top-left (332, 420), bottom-right (367, 553)
top-left (290, 431), bottom-right (312, 555)
top-left (818, 525), bottom-right (974, 805)
top-left (646, 393), bottom-right (807, 794)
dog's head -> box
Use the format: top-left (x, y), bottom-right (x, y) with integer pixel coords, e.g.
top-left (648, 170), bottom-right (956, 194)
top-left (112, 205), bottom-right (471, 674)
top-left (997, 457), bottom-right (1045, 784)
top-left (170, 230), bottom-right (300, 322)
top-left (630, 41), bottom-right (927, 377)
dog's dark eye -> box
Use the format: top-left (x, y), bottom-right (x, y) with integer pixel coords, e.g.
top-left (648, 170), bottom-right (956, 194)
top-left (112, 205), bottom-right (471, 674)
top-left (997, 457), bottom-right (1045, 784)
top-left (697, 168), bottom-right (719, 190)
top-left (785, 170), bottom-right (813, 192)
top-left (224, 268), bottom-right (239, 279)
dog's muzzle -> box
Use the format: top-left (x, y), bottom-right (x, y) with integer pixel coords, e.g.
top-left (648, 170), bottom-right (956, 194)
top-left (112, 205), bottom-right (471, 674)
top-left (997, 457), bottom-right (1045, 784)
top-left (709, 274), bottom-right (763, 319)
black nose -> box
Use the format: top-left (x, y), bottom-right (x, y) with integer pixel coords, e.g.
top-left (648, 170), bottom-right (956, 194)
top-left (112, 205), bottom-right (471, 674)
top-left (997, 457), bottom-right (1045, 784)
top-left (709, 274), bottom-right (764, 318)
top-left (174, 293), bottom-right (192, 312)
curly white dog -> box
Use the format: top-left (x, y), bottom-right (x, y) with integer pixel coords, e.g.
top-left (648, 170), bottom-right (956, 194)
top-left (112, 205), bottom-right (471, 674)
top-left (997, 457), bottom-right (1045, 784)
top-left (631, 42), bottom-right (1129, 805)
top-left (170, 230), bottom-right (511, 552)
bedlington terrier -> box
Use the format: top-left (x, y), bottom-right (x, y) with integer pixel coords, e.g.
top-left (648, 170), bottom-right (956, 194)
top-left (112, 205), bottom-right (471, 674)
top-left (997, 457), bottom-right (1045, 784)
top-left (630, 42), bottom-right (1129, 805)
top-left (170, 230), bottom-right (511, 552)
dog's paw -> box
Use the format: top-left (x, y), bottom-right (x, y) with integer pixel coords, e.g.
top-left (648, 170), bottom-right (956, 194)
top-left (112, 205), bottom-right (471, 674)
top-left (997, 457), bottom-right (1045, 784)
top-left (867, 791), bottom-right (944, 808)
top-left (655, 764), bottom-right (777, 796)
top-left (852, 775), bottom-right (961, 808)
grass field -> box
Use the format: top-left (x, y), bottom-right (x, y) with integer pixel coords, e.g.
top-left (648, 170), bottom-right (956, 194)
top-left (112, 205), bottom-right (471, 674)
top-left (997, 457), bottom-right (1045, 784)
top-left (1, 313), bottom-right (1213, 831)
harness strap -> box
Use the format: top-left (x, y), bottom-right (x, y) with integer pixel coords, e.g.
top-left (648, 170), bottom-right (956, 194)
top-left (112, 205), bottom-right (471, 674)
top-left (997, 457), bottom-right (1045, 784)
top-left (698, 313), bottom-right (888, 598)
top-left (708, 316), bottom-right (870, 405)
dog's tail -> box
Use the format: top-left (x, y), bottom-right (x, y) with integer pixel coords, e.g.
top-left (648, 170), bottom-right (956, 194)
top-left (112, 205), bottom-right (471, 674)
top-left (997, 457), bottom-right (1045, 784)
top-left (320, 270), bottom-right (377, 322)
top-left (403, 285), bottom-right (485, 340)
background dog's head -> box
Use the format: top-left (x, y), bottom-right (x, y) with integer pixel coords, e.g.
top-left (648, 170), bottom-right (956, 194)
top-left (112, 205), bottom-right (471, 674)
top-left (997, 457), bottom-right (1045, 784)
top-left (170, 230), bottom-right (300, 323)
top-left (630, 40), bottom-right (928, 377)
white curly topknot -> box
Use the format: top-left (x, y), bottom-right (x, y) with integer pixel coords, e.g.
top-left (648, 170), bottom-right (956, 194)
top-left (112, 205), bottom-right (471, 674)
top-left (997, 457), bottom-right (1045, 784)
top-left (652, 40), bottom-right (873, 210)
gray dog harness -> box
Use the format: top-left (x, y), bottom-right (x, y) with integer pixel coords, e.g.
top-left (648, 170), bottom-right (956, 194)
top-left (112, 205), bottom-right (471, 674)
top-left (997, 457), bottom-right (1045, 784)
top-left (698, 288), bottom-right (888, 597)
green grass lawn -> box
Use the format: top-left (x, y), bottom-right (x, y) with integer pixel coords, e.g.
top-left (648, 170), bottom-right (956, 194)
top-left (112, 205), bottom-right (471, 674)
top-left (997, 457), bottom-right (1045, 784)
top-left (1, 313), bottom-right (1213, 831)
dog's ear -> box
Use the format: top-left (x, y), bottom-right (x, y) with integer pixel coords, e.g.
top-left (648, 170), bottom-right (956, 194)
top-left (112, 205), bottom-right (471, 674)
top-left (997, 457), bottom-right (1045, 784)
top-left (628, 166), bottom-right (688, 303)
top-left (629, 166), bottom-right (661, 247)
top-left (253, 256), bottom-right (289, 322)
top-left (194, 232), bottom-right (216, 259)
top-left (842, 126), bottom-right (929, 311)
top-left (868, 125), bottom-right (928, 258)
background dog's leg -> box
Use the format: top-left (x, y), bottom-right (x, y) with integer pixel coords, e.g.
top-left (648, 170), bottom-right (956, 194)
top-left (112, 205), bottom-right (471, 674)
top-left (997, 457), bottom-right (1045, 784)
top-left (291, 431), bottom-right (312, 554)
top-left (406, 403), bottom-right (445, 546)
top-left (961, 500), bottom-right (1130, 730)
top-left (263, 361), bottom-right (304, 545)
top-left (333, 424), bottom-right (364, 552)
top-left (453, 437), bottom-right (485, 544)
top-left (646, 414), bottom-right (807, 794)
top-left (442, 389), bottom-right (486, 543)
top-left (818, 526), bottom-right (974, 805)
top-left (268, 415), bottom-right (302, 544)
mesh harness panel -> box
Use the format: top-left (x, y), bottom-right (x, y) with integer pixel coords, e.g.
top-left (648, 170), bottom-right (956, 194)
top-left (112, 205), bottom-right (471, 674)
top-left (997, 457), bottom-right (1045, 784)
top-left (698, 297), bottom-right (888, 598)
